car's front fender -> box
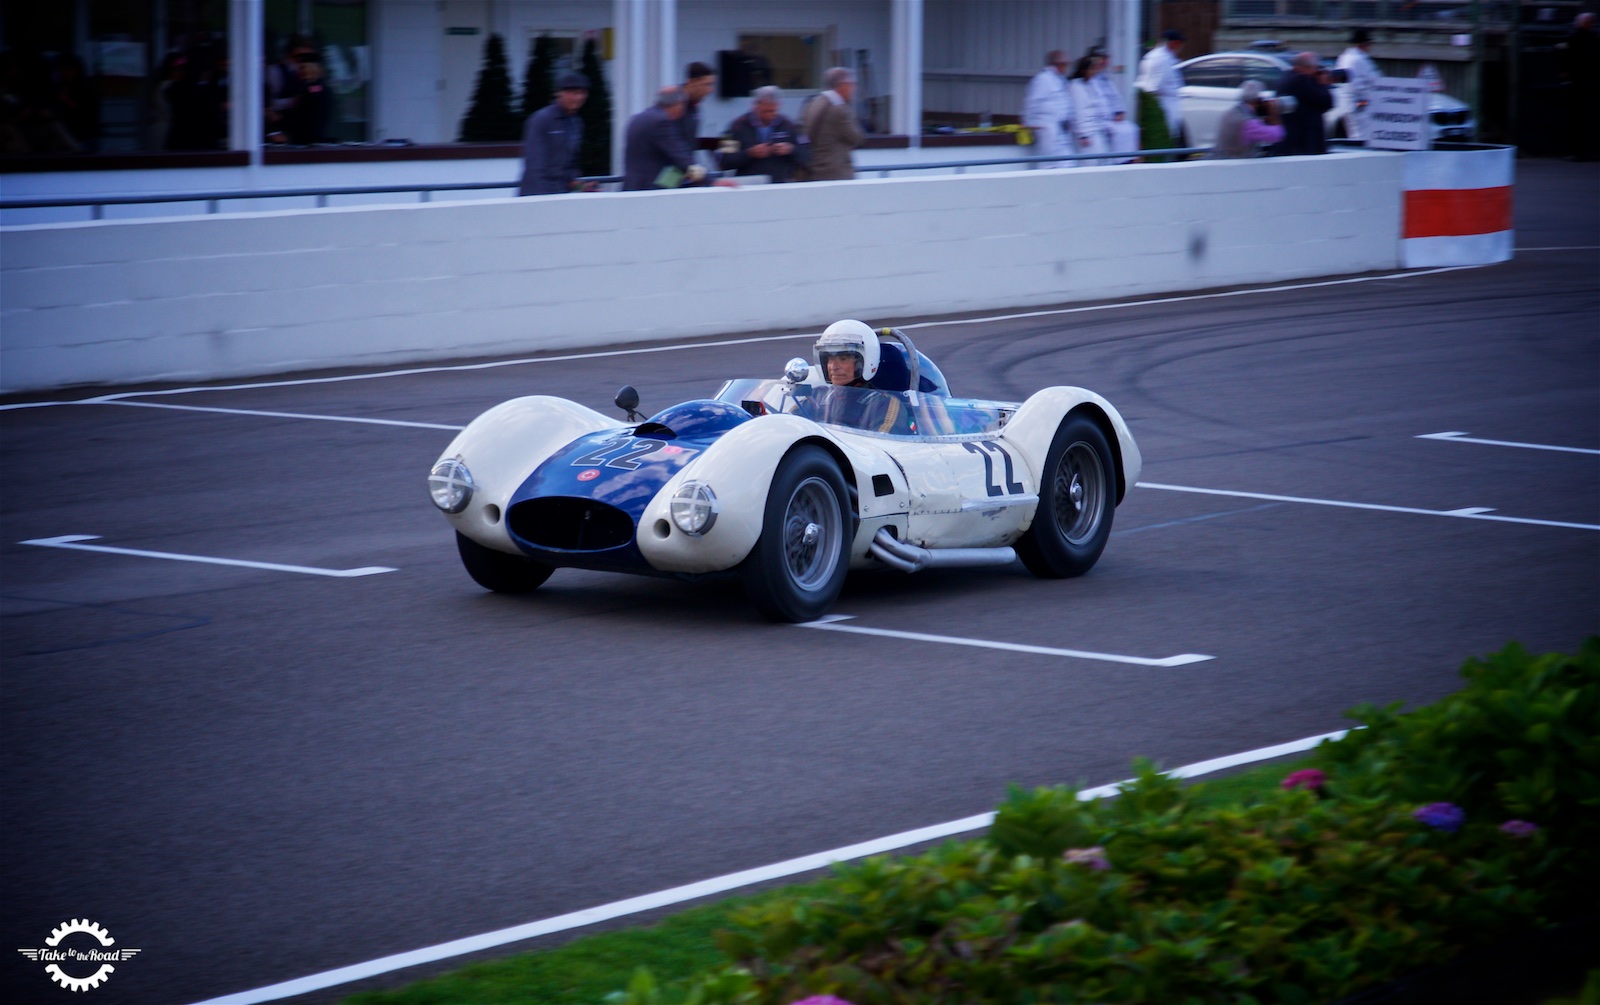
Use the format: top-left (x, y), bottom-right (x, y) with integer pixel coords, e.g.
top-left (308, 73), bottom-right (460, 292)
top-left (436, 396), bottom-right (619, 552)
top-left (637, 414), bottom-right (896, 574)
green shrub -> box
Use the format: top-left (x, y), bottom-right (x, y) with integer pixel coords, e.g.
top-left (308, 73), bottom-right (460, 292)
top-left (609, 640), bottom-right (1598, 1005)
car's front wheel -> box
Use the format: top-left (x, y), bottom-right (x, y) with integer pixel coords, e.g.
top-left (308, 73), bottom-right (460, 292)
top-left (740, 445), bottom-right (852, 623)
top-left (1017, 413), bottom-right (1115, 579)
top-left (456, 531), bottom-right (553, 593)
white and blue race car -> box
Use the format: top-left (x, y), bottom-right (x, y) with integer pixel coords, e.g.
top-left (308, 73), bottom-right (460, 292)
top-left (428, 322), bottom-right (1141, 622)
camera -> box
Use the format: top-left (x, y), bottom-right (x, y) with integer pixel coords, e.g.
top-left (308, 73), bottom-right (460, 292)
top-left (1325, 67), bottom-right (1350, 84)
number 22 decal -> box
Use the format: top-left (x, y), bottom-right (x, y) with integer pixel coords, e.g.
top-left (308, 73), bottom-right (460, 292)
top-left (961, 440), bottom-right (1025, 497)
top-left (572, 437), bottom-right (668, 470)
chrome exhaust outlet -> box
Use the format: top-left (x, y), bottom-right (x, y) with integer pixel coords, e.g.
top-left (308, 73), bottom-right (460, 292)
top-left (870, 528), bottom-right (1017, 573)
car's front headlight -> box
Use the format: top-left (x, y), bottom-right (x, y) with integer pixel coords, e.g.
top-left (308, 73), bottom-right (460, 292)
top-left (669, 481), bottom-right (718, 536)
top-left (429, 456), bottom-right (474, 513)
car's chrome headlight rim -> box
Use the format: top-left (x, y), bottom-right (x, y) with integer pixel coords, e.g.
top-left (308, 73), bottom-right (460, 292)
top-left (429, 456), bottom-right (474, 513)
top-left (669, 481), bottom-right (719, 536)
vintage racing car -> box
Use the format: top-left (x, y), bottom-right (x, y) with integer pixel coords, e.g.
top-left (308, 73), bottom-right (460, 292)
top-left (428, 321), bottom-right (1141, 622)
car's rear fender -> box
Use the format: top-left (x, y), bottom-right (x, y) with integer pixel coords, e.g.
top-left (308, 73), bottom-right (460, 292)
top-left (1000, 388), bottom-right (1141, 504)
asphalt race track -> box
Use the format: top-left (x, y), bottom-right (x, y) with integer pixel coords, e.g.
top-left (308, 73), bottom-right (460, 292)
top-left (3, 158), bottom-right (1596, 1004)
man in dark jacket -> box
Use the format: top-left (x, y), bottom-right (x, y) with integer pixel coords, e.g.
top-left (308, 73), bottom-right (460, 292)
top-left (680, 60), bottom-right (715, 153)
top-left (1275, 51), bottom-right (1334, 155)
top-left (717, 85), bottom-right (807, 182)
top-left (622, 87), bottom-right (703, 191)
top-left (518, 72), bottom-right (588, 196)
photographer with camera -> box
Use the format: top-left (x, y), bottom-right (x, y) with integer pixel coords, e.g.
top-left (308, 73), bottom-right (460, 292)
top-left (1276, 51), bottom-right (1334, 155)
top-left (1209, 80), bottom-right (1286, 159)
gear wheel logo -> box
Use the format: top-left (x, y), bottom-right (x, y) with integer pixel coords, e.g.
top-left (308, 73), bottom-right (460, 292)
top-left (17, 919), bottom-right (141, 992)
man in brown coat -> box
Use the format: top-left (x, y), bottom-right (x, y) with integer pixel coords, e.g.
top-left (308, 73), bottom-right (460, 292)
top-left (800, 66), bottom-right (864, 180)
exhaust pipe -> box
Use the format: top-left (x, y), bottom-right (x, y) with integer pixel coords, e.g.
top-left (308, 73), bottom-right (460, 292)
top-left (869, 528), bottom-right (1017, 573)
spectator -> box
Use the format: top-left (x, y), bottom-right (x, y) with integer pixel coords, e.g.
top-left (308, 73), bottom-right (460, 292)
top-left (680, 60), bottom-right (716, 162)
top-left (164, 52), bottom-right (221, 150)
top-left (283, 50), bottom-right (332, 145)
top-left (1087, 46), bottom-right (1139, 161)
top-left (1068, 54), bottom-right (1112, 166)
top-left (518, 71), bottom-right (589, 195)
top-left (800, 66), bottom-right (864, 181)
top-left (717, 85), bottom-right (807, 182)
top-left (1137, 29), bottom-right (1186, 145)
top-left (1208, 80), bottom-right (1284, 158)
top-left (1022, 49), bottom-right (1073, 166)
top-left (1558, 12), bottom-right (1600, 160)
top-left (1336, 28), bottom-right (1382, 143)
top-left (53, 52), bottom-right (100, 151)
top-left (622, 86), bottom-right (703, 190)
top-left (2, 49), bottom-right (80, 152)
top-left (1276, 51), bottom-right (1334, 155)
top-left (265, 36), bottom-right (310, 144)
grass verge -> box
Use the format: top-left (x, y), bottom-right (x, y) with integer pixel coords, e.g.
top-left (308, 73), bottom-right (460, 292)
top-left (342, 757), bottom-right (1312, 1005)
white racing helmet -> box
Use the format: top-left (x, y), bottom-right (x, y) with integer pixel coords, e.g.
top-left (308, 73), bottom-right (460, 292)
top-left (813, 319), bottom-right (880, 383)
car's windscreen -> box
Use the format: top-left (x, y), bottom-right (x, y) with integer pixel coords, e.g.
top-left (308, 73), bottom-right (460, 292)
top-left (715, 379), bottom-right (1007, 437)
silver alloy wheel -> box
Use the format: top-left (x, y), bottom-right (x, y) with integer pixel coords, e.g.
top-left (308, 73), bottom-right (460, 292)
top-left (1055, 441), bottom-right (1107, 545)
top-left (783, 476), bottom-right (842, 591)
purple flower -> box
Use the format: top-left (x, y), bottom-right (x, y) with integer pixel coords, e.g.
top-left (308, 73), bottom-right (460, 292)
top-left (1281, 769), bottom-right (1327, 792)
top-left (1063, 846), bottom-right (1112, 871)
top-left (1499, 819), bottom-right (1539, 838)
top-left (1413, 802), bottom-right (1466, 833)
top-left (788, 998), bottom-right (858, 1005)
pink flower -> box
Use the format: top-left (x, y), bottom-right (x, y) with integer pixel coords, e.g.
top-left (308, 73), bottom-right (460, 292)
top-left (1499, 819), bottom-right (1539, 838)
top-left (1280, 769), bottom-right (1327, 792)
top-left (788, 998), bottom-right (858, 1005)
top-left (1063, 846), bottom-right (1112, 871)
top-left (1413, 802), bottom-right (1466, 833)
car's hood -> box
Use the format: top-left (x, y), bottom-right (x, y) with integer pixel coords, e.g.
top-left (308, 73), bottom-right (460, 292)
top-left (504, 399), bottom-right (752, 570)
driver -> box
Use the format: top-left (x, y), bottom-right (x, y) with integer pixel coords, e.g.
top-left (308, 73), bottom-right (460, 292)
top-left (811, 320), bottom-right (903, 432)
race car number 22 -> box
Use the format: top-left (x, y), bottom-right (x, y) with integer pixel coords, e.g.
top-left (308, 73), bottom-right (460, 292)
top-left (571, 437), bottom-right (668, 470)
top-left (962, 440), bottom-right (1024, 497)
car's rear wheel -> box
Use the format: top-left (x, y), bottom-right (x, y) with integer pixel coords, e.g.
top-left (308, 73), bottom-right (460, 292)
top-left (740, 445), bottom-right (851, 623)
top-left (456, 531), bottom-right (553, 593)
top-left (1017, 414), bottom-right (1115, 579)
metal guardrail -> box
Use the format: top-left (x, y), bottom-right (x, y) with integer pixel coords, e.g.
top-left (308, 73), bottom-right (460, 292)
top-left (0, 147), bottom-right (1211, 219)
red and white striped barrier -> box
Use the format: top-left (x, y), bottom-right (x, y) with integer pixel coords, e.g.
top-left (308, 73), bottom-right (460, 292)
top-left (1401, 145), bottom-right (1514, 268)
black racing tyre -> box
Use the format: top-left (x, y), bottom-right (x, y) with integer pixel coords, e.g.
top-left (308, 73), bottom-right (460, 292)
top-left (739, 445), bottom-right (852, 623)
top-left (456, 531), bottom-right (553, 593)
top-left (1017, 413), bottom-right (1116, 579)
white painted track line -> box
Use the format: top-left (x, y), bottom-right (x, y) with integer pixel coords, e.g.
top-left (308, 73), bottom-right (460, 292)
top-left (188, 728), bottom-right (1349, 1005)
top-left (1417, 431), bottom-right (1600, 456)
top-left (797, 614), bottom-right (1213, 666)
top-left (1138, 482), bottom-right (1600, 532)
top-left (21, 535), bottom-right (396, 578)
top-left (93, 399), bottom-right (466, 431)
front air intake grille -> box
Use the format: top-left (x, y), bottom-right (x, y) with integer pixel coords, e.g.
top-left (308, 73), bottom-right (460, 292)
top-left (508, 497), bottom-right (635, 551)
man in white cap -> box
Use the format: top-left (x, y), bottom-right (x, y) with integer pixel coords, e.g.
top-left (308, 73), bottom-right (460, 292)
top-left (1138, 29), bottom-right (1187, 144)
top-left (1336, 28), bottom-right (1382, 143)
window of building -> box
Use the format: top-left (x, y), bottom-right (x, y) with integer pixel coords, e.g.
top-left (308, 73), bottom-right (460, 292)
top-left (3, 0), bottom-right (229, 154)
top-left (735, 32), bottom-right (826, 92)
top-left (265, 0), bottom-right (370, 144)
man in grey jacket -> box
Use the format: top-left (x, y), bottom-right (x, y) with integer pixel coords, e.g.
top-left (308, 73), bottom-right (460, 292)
top-left (800, 67), bottom-right (864, 180)
top-left (518, 72), bottom-right (588, 196)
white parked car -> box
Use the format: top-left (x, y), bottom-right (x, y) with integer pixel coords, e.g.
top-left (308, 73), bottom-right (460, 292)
top-left (1175, 45), bottom-right (1475, 148)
